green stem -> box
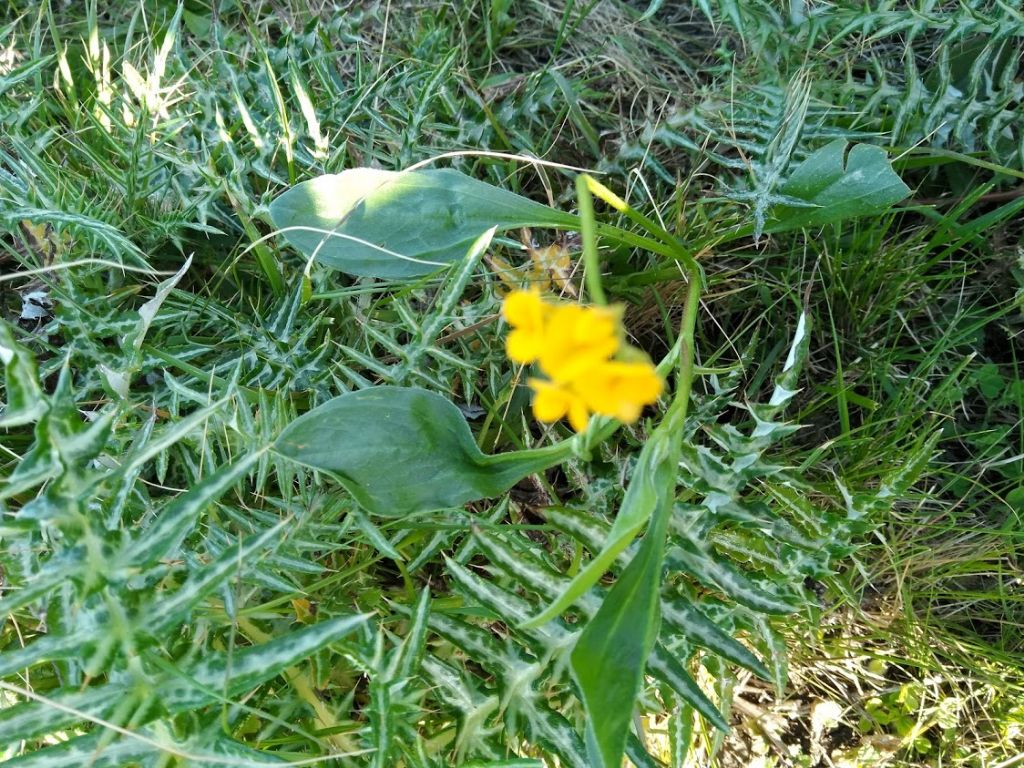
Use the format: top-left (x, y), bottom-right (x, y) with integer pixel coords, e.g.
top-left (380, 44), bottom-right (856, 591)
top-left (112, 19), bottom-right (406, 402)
top-left (478, 436), bottom-right (576, 478)
top-left (666, 266), bottom-right (703, 438)
top-left (576, 174), bottom-right (607, 305)
top-left (612, 203), bottom-right (700, 277)
top-left (592, 222), bottom-right (680, 261)
top-left (499, 175), bottom-right (707, 469)
top-left (582, 174), bottom-right (703, 277)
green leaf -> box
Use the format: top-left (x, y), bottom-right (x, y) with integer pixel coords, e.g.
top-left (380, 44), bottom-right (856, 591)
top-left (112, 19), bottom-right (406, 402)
top-left (0, 730), bottom-right (156, 768)
top-left (139, 522), bottom-right (288, 637)
top-left (0, 725), bottom-right (290, 767)
top-left (175, 614), bottom-right (371, 705)
top-left (0, 612), bottom-right (371, 744)
top-left (571, 498), bottom-right (672, 768)
top-left (661, 598), bottom-right (770, 679)
top-left (274, 386), bottom-right (572, 516)
top-left (668, 700), bottom-right (695, 768)
top-left (667, 540), bottom-right (798, 615)
top-left (269, 167), bottom-right (576, 278)
top-left (0, 681), bottom-right (135, 744)
top-left (0, 548), bottom-right (87, 617)
top-left (648, 645), bottom-right (729, 731)
top-left (767, 140), bottom-right (911, 232)
top-left (0, 320), bottom-right (45, 427)
top-left (0, 625), bottom-right (87, 679)
top-left (103, 255), bottom-right (193, 398)
top-left (393, 587), bottom-right (431, 680)
top-left (626, 732), bottom-right (661, 768)
top-left (0, 364), bottom-right (116, 500)
top-left (522, 430), bottom-right (672, 627)
top-left (121, 448), bottom-right (267, 566)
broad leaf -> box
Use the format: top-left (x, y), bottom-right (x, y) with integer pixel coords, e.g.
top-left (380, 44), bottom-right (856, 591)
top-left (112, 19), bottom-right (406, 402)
top-left (269, 168), bottom-right (576, 278)
top-left (767, 140), bottom-right (910, 232)
top-left (274, 386), bottom-right (573, 516)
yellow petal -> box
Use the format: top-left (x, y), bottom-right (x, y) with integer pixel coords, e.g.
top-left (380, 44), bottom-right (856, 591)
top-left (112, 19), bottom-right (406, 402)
top-left (530, 379), bottom-right (571, 423)
top-left (613, 361), bottom-right (664, 402)
top-left (506, 330), bottom-right (543, 364)
top-left (580, 360), bottom-right (663, 423)
top-left (503, 289), bottom-right (546, 331)
top-left (539, 304), bottom-right (619, 381)
top-left (580, 378), bottom-right (620, 414)
top-left (580, 306), bottom-right (620, 345)
top-left (568, 399), bottom-right (591, 432)
top-left (612, 401), bottom-right (643, 423)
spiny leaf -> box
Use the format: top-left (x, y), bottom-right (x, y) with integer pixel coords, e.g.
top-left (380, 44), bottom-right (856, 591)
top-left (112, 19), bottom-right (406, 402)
top-left (121, 448), bottom-right (266, 566)
top-left (0, 320), bottom-right (45, 427)
top-left (0, 681), bottom-right (137, 744)
top-left (139, 522), bottom-right (288, 637)
top-left (187, 614), bottom-right (371, 699)
top-left (626, 732), bottom-right (662, 768)
top-left (667, 540), bottom-right (798, 615)
top-left (661, 597), bottom-right (770, 680)
top-left (393, 587), bottom-right (432, 680)
top-left (523, 429), bottom-right (672, 627)
top-left (0, 724), bottom-right (291, 767)
top-left (648, 645), bottom-right (729, 732)
top-left (0, 548), bottom-right (87, 617)
top-left (0, 622), bottom-right (94, 679)
top-left (0, 729), bottom-right (157, 768)
top-left (0, 612), bottom-right (370, 742)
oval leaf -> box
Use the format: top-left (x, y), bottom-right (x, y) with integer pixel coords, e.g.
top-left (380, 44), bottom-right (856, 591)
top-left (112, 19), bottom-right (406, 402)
top-left (767, 140), bottom-right (911, 232)
top-left (269, 168), bottom-right (576, 278)
top-left (273, 386), bottom-right (571, 516)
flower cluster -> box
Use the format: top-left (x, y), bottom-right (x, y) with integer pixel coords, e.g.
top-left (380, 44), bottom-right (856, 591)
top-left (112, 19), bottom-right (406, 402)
top-left (503, 289), bottom-right (663, 432)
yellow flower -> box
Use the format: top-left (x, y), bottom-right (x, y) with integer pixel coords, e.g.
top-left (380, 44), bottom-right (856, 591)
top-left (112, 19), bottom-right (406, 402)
top-left (580, 360), bottom-right (664, 423)
top-left (529, 377), bottom-right (592, 433)
top-left (503, 289), bottom-right (548, 364)
top-left (537, 303), bottom-right (619, 382)
top-left (528, 360), bottom-right (663, 432)
top-left (502, 290), bottom-right (663, 433)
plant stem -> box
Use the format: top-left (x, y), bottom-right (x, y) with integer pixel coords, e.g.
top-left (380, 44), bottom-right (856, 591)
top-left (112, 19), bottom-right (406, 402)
top-left (576, 174), bottom-right (607, 305)
top-left (584, 175), bottom-right (701, 276)
top-left (592, 221), bottom-right (681, 261)
top-left (666, 265), bottom-right (703, 436)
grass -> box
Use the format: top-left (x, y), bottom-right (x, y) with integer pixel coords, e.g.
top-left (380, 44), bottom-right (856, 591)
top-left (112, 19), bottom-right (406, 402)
top-left (1, 1), bottom-right (1023, 766)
